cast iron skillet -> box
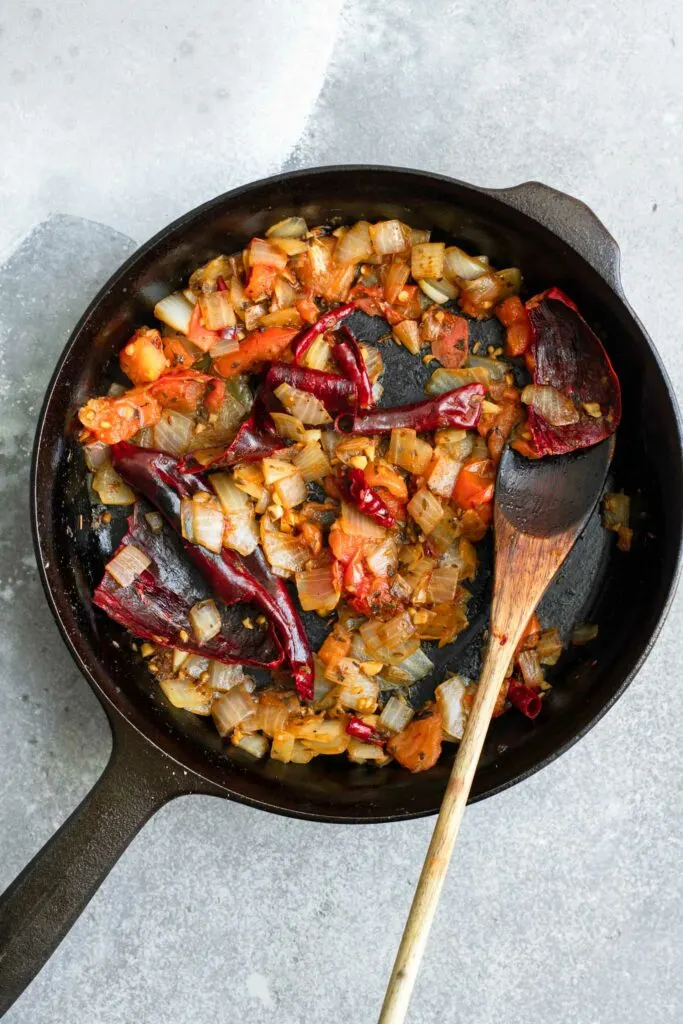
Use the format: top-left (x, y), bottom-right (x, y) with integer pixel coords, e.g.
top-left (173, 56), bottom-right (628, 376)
top-left (0, 167), bottom-right (681, 1014)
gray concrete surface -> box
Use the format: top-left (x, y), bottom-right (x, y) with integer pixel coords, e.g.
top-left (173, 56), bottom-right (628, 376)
top-left (1, 1), bottom-right (682, 1022)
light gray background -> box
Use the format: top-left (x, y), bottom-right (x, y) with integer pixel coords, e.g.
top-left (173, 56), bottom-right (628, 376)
top-left (1, 2), bottom-right (682, 1022)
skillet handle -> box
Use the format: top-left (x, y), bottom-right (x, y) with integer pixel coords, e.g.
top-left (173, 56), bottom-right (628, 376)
top-left (481, 181), bottom-right (623, 292)
top-left (0, 717), bottom-right (211, 1017)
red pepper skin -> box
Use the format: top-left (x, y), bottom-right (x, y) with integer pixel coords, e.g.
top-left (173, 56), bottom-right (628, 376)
top-left (346, 716), bottom-right (385, 746)
top-left (335, 383), bottom-right (486, 435)
top-left (292, 302), bottom-right (356, 363)
top-left (526, 287), bottom-right (621, 457)
top-left (333, 326), bottom-right (374, 410)
top-left (507, 680), bottom-right (543, 720)
top-left (110, 443), bottom-right (314, 699)
top-left (339, 467), bottom-right (395, 529)
top-left (215, 276), bottom-right (228, 292)
top-left (179, 412), bottom-right (286, 473)
top-left (265, 362), bottom-right (357, 415)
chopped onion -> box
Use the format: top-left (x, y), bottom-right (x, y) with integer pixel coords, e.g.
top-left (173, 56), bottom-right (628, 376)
top-left (300, 334), bottom-right (332, 371)
top-left (293, 443), bottom-right (331, 482)
top-left (411, 242), bottom-right (445, 280)
top-left (435, 428), bottom-right (474, 461)
top-left (335, 220), bottom-right (373, 265)
top-left (274, 382), bottom-right (332, 425)
top-left (272, 275), bottom-right (299, 309)
top-left (198, 291), bottom-right (235, 330)
top-left (230, 275), bottom-right (247, 318)
top-left (105, 544), bottom-right (151, 587)
top-left (212, 685), bottom-right (256, 736)
top-left (369, 219), bottom-right (410, 256)
top-left (184, 654), bottom-right (209, 678)
top-left (380, 611), bottom-right (415, 650)
top-left (383, 259), bottom-right (411, 303)
top-left (426, 565), bottom-right (460, 604)
top-left (426, 366), bottom-right (491, 394)
top-left (336, 658), bottom-right (379, 713)
top-left (290, 717), bottom-right (349, 755)
top-left (233, 463), bottom-right (266, 502)
top-left (392, 319), bottom-right (422, 355)
top-left (388, 428), bottom-right (433, 475)
top-left (418, 278), bottom-right (459, 304)
top-left (536, 627), bottom-right (563, 666)
top-left (270, 412), bottom-right (306, 442)
top-left (260, 307), bottom-right (303, 329)
top-left (232, 732), bottom-right (269, 758)
top-left (172, 648), bottom-right (190, 672)
top-left (340, 501), bottom-right (387, 539)
top-left (497, 267), bottom-right (522, 297)
top-left (145, 511), bottom-right (164, 533)
top-left (249, 237), bottom-right (288, 271)
top-left (444, 247), bottom-right (490, 282)
top-left (348, 737), bottom-right (388, 762)
top-left (261, 457), bottom-right (296, 486)
top-left (602, 492), bottom-right (630, 531)
top-left (211, 472), bottom-right (251, 513)
top-left (153, 410), bottom-right (194, 456)
top-left (223, 510), bottom-right (259, 555)
top-left (180, 497), bottom-right (195, 542)
top-left (466, 354), bottom-right (507, 380)
top-left (460, 273), bottom-right (506, 317)
top-left (84, 441), bottom-right (111, 471)
top-left (273, 470), bottom-right (307, 509)
top-left (366, 537), bottom-right (399, 578)
top-left (571, 622), bottom-right (599, 646)
top-left (154, 292), bottom-right (194, 334)
top-left (359, 342), bottom-right (384, 382)
top-left (360, 613), bottom-right (418, 666)
top-left (261, 524), bottom-right (310, 572)
top-left (270, 731), bottom-right (296, 762)
top-left (521, 384), bottom-right (580, 426)
top-left (388, 647), bottom-right (434, 683)
top-left (208, 660), bottom-right (245, 692)
top-left (295, 564), bottom-right (340, 614)
top-left (254, 695), bottom-right (291, 738)
top-left (211, 330), bottom-right (241, 358)
top-left (192, 494), bottom-right (224, 553)
top-left (379, 695), bottom-right (414, 734)
top-left (270, 237), bottom-right (309, 256)
top-left (335, 435), bottom-right (374, 463)
top-left (436, 674), bottom-right (469, 740)
top-left (266, 216), bottom-right (308, 239)
top-left (159, 677), bottom-right (212, 715)
top-left (518, 650), bottom-right (545, 688)
top-left (426, 449), bottom-right (462, 498)
top-left (189, 599), bottom-right (222, 644)
top-left (407, 487), bottom-right (444, 534)
top-left (92, 462), bottom-right (136, 505)
top-left (243, 302), bottom-right (268, 331)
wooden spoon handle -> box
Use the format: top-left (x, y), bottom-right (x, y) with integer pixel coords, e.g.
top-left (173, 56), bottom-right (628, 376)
top-left (377, 634), bottom-right (514, 1024)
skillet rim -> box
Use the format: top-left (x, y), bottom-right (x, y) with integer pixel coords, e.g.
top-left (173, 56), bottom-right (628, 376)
top-left (30, 164), bottom-right (683, 823)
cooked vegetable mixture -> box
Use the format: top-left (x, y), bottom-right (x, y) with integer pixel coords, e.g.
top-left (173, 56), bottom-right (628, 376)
top-left (78, 216), bottom-right (624, 771)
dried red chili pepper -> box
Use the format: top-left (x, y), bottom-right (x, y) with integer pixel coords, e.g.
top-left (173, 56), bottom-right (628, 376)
top-left (338, 467), bottom-right (395, 529)
top-left (265, 362), bottom-right (357, 416)
top-left (346, 716), bottom-right (385, 746)
top-left (507, 679), bottom-right (542, 720)
top-left (333, 326), bottom-right (374, 410)
top-left (215, 275), bottom-right (228, 292)
top-left (292, 301), bottom-right (356, 364)
top-left (525, 287), bottom-right (621, 457)
top-left (110, 443), bottom-right (314, 699)
top-left (335, 383), bottom-right (485, 435)
top-left (179, 411), bottom-right (286, 473)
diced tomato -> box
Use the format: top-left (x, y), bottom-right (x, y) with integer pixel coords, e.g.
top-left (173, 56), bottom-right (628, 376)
top-left (296, 292), bottom-right (320, 324)
top-left (187, 303), bottom-right (220, 353)
top-left (486, 402), bottom-right (521, 462)
top-left (328, 522), bottom-right (373, 564)
top-left (495, 295), bottom-right (525, 328)
top-left (429, 311), bottom-right (469, 369)
top-left (349, 284), bottom-right (385, 318)
top-left (347, 576), bottom-right (399, 619)
top-left (387, 707), bottom-right (443, 772)
top-left (343, 553), bottom-right (366, 592)
top-left (318, 628), bottom-right (351, 667)
top-left (119, 327), bottom-right (167, 385)
top-left (244, 264), bottom-right (278, 302)
top-left (362, 463), bottom-right (408, 500)
top-left (452, 457), bottom-right (496, 509)
top-left (163, 335), bottom-right (197, 370)
top-left (496, 296), bottom-right (532, 357)
top-left (374, 487), bottom-right (407, 523)
top-left (213, 326), bottom-right (298, 378)
top-left (149, 370), bottom-right (209, 413)
top-left (203, 378), bottom-right (225, 414)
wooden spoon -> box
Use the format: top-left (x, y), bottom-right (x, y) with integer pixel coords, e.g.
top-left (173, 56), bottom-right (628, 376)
top-left (378, 438), bottom-right (612, 1024)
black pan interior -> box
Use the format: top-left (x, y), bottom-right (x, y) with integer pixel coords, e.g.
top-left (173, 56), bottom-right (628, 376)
top-left (33, 167), bottom-right (683, 821)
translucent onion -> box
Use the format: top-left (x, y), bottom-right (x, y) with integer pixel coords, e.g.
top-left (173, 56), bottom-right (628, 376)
top-left (270, 237), bottom-right (309, 257)
top-left (379, 695), bottom-right (415, 734)
top-left (386, 647), bottom-right (434, 684)
top-left (222, 511), bottom-right (259, 555)
top-left (369, 219), bottom-right (409, 256)
top-left (273, 470), bottom-right (307, 509)
top-left (231, 465), bottom-right (265, 503)
top-left (380, 611), bottom-right (415, 650)
top-left (416, 603), bottom-right (468, 646)
top-left (435, 429), bottom-right (474, 462)
top-left (198, 291), bottom-right (236, 330)
top-left (261, 457), bottom-right (296, 486)
top-left (270, 731), bottom-right (296, 762)
top-left (159, 677), bottom-right (212, 715)
top-left (172, 648), bottom-right (190, 672)
top-left (392, 319), bottom-right (421, 355)
top-left (266, 216), bottom-right (308, 239)
top-left (497, 267), bottom-right (522, 297)
top-left (359, 343), bottom-right (384, 382)
top-left (249, 237), bottom-right (288, 270)
top-left (210, 331), bottom-right (241, 358)
top-left (152, 410), bottom-right (194, 456)
top-left (209, 473), bottom-right (249, 514)
top-left (272, 275), bottom-right (299, 309)
top-left (232, 732), bottom-right (269, 758)
top-left (460, 273), bottom-right (506, 317)
top-left (521, 384), bottom-right (580, 426)
top-left (243, 302), bottom-right (268, 331)
top-left (334, 220), bottom-right (373, 265)
top-left (208, 660), bottom-right (245, 692)
top-left (411, 242), bottom-right (445, 280)
top-left (105, 544), bottom-right (151, 587)
top-left (426, 366), bottom-right (491, 395)
top-left (260, 307), bottom-right (303, 329)
top-left (365, 537), bottom-right (399, 578)
top-left (426, 565), bottom-right (460, 604)
top-left (92, 462), bottom-right (136, 505)
top-left (84, 441), bottom-right (111, 471)
top-left (388, 428), bottom-right (433, 475)
top-left (293, 443), bottom-right (331, 482)
top-left (336, 658), bottom-right (379, 713)
top-left (348, 737), bottom-right (388, 762)
top-left (154, 292), bottom-right (194, 335)
top-left (301, 334), bottom-right (332, 371)
top-left (418, 278), bottom-right (459, 304)
top-left (436, 674), bottom-right (469, 740)
top-left (518, 649), bottom-right (545, 688)
top-left (189, 599), bottom-right (222, 644)
top-left (444, 246), bottom-right (490, 282)
top-left (290, 717), bottom-right (349, 755)
top-left (191, 494), bottom-right (224, 553)
top-left (212, 685), bottom-right (256, 736)
top-left (268, 412), bottom-right (305, 442)
top-left (274, 382), bottom-right (332, 425)
top-left (466, 354), bottom-right (507, 380)
top-left (340, 501), bottom-right (387, 540)
top-left (184, 654), bottom-right (209, 678)
top-left (261, 526), bottom-right (310, 572)
top-left (230, 275), bottom-right (248, 318)
top-left (536, 627), bottom-right (563, 666)
top-left (426, 449), bottom-right (462, 498)
top-left (295, 564), bottom-right (341, 614)
top-left (571, 622), bottom-right (599, 646)
top-left (254, 694), bottom-right (292, 738)
top-left (407, 487), bottom-right (444, 534)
